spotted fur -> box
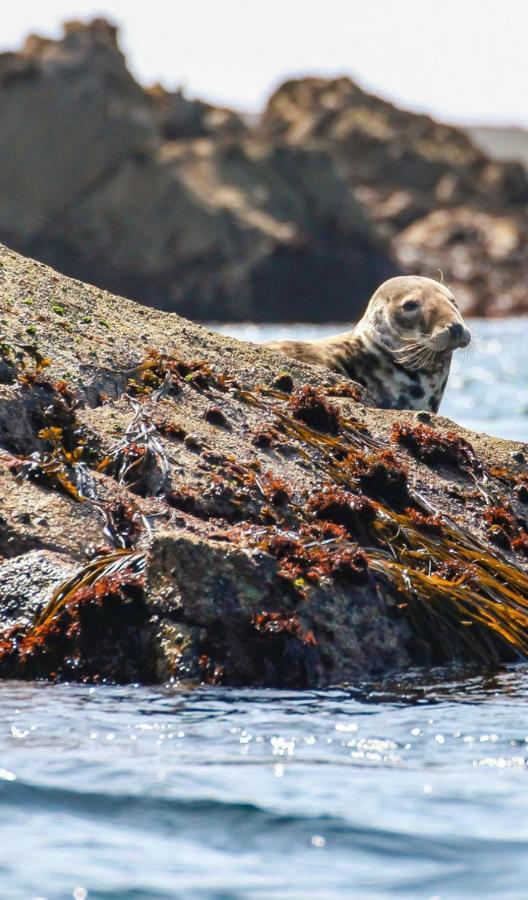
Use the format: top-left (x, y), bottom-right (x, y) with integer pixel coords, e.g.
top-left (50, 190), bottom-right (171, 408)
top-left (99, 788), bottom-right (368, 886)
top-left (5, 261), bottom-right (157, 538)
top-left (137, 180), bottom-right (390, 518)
top-left (264, 276), bottom-right (471, 412)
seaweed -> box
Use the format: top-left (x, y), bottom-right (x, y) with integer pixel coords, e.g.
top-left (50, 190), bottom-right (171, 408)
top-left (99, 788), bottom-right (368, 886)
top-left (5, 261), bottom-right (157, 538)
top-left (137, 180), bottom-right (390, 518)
top-left (252, 611), bottom-right (316, 645)
top-left (13, 425), bottom-right (96, 502)
top-left (36, 550), bottom-right (146, 628)
top-left (125, 350), bottom-right (240, 397)
top-left (392, 422), bottom-right (482, 475)
top-left (8, 331), bottom-right (528, 677)
top-left (242, 525), bottom-right (370, 588)
top-left (0, 551), bottom-right (149, 681)
top-left (288, 386), bottom-right (340, 435)
top-left (98, 400), bottom-right (170, 496)
top-left (259, 474), bottom-right (291, 507)
top-left (99, 499), bottom-right (147, 549)
top-left (348, 448), bottom-right (409, 508)
top-left (307, 487), bottom-right (376, 535)
top-left (233, 381), bottom-right (528, 661)
top-left (204, 405), bottom-right (228, 428)
top-left (405, 508), bottom-right (444, 533)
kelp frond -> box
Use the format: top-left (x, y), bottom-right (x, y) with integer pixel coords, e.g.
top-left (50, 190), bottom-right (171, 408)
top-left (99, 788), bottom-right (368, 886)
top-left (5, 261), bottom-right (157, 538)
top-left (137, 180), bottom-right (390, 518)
top-left (35, 549), bottom-right (146, 630)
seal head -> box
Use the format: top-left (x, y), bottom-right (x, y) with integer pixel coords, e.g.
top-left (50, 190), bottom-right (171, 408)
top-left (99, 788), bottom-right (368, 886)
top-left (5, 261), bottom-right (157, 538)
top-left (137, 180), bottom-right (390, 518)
top-left (264, 275), bottom-right (471, 412)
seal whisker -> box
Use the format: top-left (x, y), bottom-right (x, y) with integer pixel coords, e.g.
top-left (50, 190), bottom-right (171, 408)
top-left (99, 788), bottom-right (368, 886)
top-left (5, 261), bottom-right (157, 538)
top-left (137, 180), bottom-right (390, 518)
top-left (392, 342), bottom-right (432, 366)
top-left (390, 341), bottom-right (429, 360)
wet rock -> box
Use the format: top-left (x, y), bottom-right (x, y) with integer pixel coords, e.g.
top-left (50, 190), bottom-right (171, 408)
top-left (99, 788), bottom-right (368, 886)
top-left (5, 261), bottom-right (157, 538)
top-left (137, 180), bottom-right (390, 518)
top-left (0, 550), bottom-right (75, 628)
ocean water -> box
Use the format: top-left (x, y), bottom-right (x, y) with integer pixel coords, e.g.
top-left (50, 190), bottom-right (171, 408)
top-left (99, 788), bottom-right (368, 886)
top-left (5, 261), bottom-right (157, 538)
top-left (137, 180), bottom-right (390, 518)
top-left (2, 318), bottom-right (528, 900)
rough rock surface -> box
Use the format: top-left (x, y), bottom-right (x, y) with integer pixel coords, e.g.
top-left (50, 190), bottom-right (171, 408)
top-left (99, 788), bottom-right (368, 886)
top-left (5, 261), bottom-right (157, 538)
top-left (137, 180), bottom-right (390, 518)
top-left (1, 20), bottom-right (527, 319)
top-left (2, 243), bottom-right (528, 686)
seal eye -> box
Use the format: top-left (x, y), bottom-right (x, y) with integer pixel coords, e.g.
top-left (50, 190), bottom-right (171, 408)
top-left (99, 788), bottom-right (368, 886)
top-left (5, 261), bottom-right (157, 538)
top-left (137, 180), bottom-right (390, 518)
top-left (402, 299), bottom-right (419, 312)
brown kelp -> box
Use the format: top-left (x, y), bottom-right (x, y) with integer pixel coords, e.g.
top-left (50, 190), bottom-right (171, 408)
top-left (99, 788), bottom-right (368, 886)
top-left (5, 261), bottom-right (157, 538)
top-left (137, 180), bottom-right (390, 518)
top-left (13, 425), bottom-right (96, 502)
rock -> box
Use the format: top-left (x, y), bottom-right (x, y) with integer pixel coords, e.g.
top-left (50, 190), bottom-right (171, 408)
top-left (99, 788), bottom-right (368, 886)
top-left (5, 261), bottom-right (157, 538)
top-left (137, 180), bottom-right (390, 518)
top-left (2, 21), bottom-right (527, 320)
top-left (0, 550), bottom-right (75, 629)
top-left (395, 208), bottom-right (528, 315)
top-left (1, 242), bottom-right (528, 685)
top-left (0, 20), bottom-right (395, 322)
top-left (33, 137), bottom-right (395, 321)
top-left (147, 83), bottom-right (248, 141)
top-left (0, 19), bottom-right (158, 245)
top-left (262, 76), bottom-right (528, 316)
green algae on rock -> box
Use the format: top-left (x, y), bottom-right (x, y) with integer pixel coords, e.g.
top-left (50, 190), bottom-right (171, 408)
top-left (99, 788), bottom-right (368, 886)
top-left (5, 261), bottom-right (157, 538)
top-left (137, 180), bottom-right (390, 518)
top-left (2, 242), bottom-right (528, 685)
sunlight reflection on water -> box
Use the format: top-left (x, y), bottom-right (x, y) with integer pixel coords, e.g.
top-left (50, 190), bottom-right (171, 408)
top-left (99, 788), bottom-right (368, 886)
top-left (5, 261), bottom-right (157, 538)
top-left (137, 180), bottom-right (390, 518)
top-left (2, 672), bottom-right (528, 897)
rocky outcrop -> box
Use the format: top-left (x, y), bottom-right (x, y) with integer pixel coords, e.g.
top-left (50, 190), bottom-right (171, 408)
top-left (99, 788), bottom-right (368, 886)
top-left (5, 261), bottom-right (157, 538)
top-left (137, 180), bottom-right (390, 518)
top-left (1, 20), bottom-right (527, 320)
top-left (2, 243), bottom-right (528, 686)
top-left (263, 77), bottom-right (528, 315)
top-left (0, 20), bottom-right (395, 322)
top-left (147, 83), bottom-right (247, 141)
top-left (0, 19), bottom-right (157, 244)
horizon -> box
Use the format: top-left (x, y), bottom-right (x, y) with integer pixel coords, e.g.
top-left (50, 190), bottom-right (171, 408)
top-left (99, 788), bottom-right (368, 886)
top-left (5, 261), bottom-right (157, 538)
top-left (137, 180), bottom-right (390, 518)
top-left (2, 0), bottom-right (528, 129)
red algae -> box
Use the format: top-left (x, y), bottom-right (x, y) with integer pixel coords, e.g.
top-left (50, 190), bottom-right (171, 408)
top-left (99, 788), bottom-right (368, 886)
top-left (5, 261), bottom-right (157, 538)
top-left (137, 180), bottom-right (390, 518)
top-left (405, 508), bottom-right (444, 533)
top-left (345, 448), bottom-right (409, 507)
top-left (288, 386), bottom-right (340, 434)
top-left (307, 487), bottom-right (376, 533)
top-left (392, 422), bottom-right (481, 474)
top-left (261, 473), bottom-right (291, 506)
top-left (432, 559), bottom-right (481, 589)
top-left (257, 528), bottom-right (369, 586)
top-left (252, 611), bottom-right (316, 645)
top-left (0, 570), bottom-right (149, 681)
top-left (483, 505), bottom-right (528, 553)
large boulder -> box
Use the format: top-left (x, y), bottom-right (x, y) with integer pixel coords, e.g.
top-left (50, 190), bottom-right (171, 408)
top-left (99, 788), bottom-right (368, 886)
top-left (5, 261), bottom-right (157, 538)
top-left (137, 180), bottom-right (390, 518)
top-left (1, 243), bottom-right (528, 685)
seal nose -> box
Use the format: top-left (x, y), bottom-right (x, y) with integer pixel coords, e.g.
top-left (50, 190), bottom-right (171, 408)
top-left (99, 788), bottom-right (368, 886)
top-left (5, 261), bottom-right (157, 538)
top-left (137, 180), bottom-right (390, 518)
top-left (448, 321), bottom-right (471, 348)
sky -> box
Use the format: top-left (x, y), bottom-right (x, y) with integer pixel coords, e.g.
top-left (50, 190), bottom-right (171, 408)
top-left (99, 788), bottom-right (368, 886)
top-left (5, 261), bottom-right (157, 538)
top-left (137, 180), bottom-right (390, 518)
top-left (2, 0), bottom-right (528, 126)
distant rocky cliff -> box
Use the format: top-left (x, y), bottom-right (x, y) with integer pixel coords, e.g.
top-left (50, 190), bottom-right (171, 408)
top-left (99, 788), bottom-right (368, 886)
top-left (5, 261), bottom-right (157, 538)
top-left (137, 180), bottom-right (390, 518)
top-left (0, 19), bottom-right (527, 319)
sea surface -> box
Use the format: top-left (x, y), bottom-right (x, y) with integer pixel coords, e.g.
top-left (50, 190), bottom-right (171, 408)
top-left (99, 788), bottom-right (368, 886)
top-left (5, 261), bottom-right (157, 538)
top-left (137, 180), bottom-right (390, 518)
top-left (2, 319), bottom-right (528, 900)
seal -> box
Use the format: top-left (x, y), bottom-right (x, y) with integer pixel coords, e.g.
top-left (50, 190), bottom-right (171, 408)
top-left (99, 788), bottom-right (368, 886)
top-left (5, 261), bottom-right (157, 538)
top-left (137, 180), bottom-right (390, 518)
top-left (264, 275), bottom-right (471, 412)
